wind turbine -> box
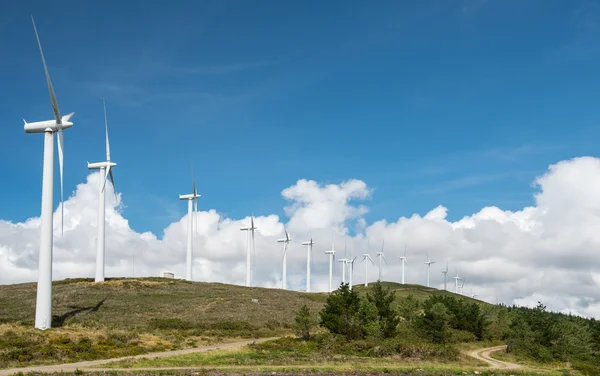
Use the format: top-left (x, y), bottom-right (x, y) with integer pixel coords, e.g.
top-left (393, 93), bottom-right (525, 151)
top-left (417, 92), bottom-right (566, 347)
top-left (277, 228), bottom-right (291, 290)
top-left (179, 171), bottom-right (201, 281)
top-left (240, 215), bottom-right (257, 287)
top-left (376, 240), bottom-right (387, 281)
top-left (398, 245), bottom-right (407, 284)
top-left (424, 252), bottom-right (436, 287)
top-left (25, 17), bottom-right (75, 330)
top-left (302, 237), bottom-right (315, 292)
top-left (338, 242), bottom-right (348, 285)
top-left (325, 241), bottom-right (336, 293)
top-left (453, 272), bottom-right (460, 294)
top-left (347, 256), bottom-right (357, 290)
top-left (441, 262), bottom-right (449, 291)
top-left (87, 100), bottom-right (117, 283)
top-left (459, 278), bottom-right (465, 295)
top-left (362, 253), bottom-right (375, 287)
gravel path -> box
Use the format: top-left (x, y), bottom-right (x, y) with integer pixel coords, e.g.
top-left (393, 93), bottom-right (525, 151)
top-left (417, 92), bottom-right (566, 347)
top-left (465, 345), bottom-right (521, 369)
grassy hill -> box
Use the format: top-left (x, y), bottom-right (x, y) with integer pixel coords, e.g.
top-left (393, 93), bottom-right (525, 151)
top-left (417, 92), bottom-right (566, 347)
top-left (0, 278), bottom-right (484, 368)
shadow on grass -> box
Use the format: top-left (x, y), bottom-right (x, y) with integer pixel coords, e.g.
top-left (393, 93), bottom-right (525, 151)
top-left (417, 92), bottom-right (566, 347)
top-left (52, 299), bottom-right (106, 327)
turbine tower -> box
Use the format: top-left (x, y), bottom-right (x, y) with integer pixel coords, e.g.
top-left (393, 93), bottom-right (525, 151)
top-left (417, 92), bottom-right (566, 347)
top-left (424, 252), bottom-right (436, 287)
top-left (441, 262), bottom-right (449, 290)
top-left (375, 240), bottom-right (387, 281)
top-left (470, 288), bottom-right (477, 299)
top-left (179, 171), bottom-right (200, 281)
top-left (398, 245), bottom-right (407, 284)
top-left (302, 237), bottom-right (315, 292)
top-left (240, 215), bottom-right (257, 287)
top-left (362, 253), bottom-right (375, 287)
top-left (347, 256), bottom-right (357, 290)
top-left (87, 100), bottom-right (117, 283)
top-left (325, 242), bottom-right (336, 293)
top-left (25, 17), bottom-right (75, 330)
top-left (459, 278), bottom-right (465, 295)
top-left (338, 241), bottom-right (349, 285)
top-left (277, 228), bottom-right (291, 290)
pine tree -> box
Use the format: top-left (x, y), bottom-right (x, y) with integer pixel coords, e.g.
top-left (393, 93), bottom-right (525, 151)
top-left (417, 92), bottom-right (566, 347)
top-left (366, 281), bottom-right (400, 338)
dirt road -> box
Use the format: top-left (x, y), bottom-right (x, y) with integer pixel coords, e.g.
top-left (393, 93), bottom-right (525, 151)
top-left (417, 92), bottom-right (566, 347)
top-left (466, 345), bottom-right (521, 369)
top-left (0, 337), bottom-right (274, 376)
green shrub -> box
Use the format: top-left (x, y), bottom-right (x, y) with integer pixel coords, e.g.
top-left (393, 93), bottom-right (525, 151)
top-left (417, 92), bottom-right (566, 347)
top-left (573, 361), bottom-right (600, 376)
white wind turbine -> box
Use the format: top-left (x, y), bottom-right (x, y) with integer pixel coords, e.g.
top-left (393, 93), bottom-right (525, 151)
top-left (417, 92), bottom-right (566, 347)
top-left (338, 242), bottom-right (349, 285)
top-left (424, 252), bottom-right (436, 287)
top-left (470, 288), bottom-right (478, 299)
top-left (277, 228), bottom-right (291, 290)
top-left (302, 237), bottom-right (315, 292)
top-left (325, 241), bottom-right (336, 293)
top-left (87, 100), bottom-right (117, 283)
top-left (179, 171), bottom-right (201, 281)
top-left (453, 272), bottom-right (460, 294)
top-left (24, 17), bottom-right (75, 330)
top-left (347, 256), bottom-right (357, 290)
top-left (459, 278), bottom-right (465, 295)
top-left (441, 262), bottom-right (449, 291)
top-left (398, 245), bottom-right (407, 284)
top-left (240, 215), bottom-right (257, 287)
top-left (362, 253), bottom-right (375, 287)
top-left (376, 240), bottom-right (387, 281)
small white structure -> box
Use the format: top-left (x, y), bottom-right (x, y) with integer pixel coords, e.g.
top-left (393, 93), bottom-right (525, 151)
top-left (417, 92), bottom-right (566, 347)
top-left (163, 272), bottom-right (174, 279)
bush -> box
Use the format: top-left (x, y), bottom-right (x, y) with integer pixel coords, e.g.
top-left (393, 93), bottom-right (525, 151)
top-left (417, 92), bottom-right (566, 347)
top-left (149, 318), bottom-right (194, 330)
top-left (366, 281), bottom-right (400, 338)
top-left (294, 304), bottom-right (316, 340)
top-left (319, 283), bottom-right (364, 340)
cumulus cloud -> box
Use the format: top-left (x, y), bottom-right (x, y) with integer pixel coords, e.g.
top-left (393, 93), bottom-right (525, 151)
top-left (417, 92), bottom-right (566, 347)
top-left (2, 157), bottom-right (600, 317)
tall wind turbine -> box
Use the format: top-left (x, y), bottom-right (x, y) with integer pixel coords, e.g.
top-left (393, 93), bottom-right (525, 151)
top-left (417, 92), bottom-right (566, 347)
top-left (179, 172), bottom-right (201, 281)
top-left (459, 278), bottom-right (465, 295)
top-left (325, 242), bottom-right (336, 292)
top-left (302, 237), bottom-right (315, 292)
top-left (376, 240), bottom-right (387, 281)
top-left (25, 17), bottom-right (75, 330)
top-left (338, 244), bottom-right (348, 285)
top-left (362, 253), bottom-right (375, 287)
top-left (441, 262), bottom-right (449, 291)
top-left (87, 100), bottom-right (117, 283)
top-left (453, 272), bottom-right (460, 294)
top-left (424, 252), bottom-right (436, 287)
top-left (347, 256), bottom-right (357, 290)
top-left (398, 245), bottom-right (407, 284)
top-left (277, 228), bottom-right (291, 290)
top-left (240, 215), bottom-right (257, 287)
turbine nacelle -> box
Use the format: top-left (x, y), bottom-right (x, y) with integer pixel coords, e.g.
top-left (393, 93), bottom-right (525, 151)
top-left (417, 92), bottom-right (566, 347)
top-left (179, 193), bottom-right (201, 200)
top-left (87, 161), bottom-right (117, 170)
top-left (24, 113), bottom-right (74, 133)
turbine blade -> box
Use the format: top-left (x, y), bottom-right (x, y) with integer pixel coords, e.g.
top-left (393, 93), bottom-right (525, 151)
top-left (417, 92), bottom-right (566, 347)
top-left (102, 165), bottom-right (110, 193)
top-left (31, 16), bottom-right (61, 124)
top-left (109, 168), bottom-right (116, 200)
top-left (104, 99), bottom-right (111, 161)
top-left (57, 129), bottom-right (64, 235)
top-left (382, 255), bottom-right (388, 264)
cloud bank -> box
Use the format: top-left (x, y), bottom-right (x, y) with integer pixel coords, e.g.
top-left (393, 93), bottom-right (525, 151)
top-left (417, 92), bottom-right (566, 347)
top-left (2, 157), bottom-right (600, 317)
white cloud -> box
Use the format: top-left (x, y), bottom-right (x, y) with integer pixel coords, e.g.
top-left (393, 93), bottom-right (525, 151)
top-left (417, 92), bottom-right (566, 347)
top-left (2, 157), bottom-right (600, 317)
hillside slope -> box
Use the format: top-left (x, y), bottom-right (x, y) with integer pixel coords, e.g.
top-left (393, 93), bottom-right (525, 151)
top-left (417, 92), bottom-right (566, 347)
top-left (0, 278), bottom-right (481, 332)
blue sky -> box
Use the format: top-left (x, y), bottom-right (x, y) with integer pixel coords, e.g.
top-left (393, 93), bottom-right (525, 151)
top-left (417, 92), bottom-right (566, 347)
top-left (1, 0), bottom-right (600, 236)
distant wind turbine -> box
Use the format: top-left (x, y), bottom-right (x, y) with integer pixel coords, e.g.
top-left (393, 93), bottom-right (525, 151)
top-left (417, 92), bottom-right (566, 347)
top-left (325, 241), bottom-right (336, 293)
top-left (398, 245), bottom-right (407, 284)
top-left (376, 240), bottom-right (387, 281)
top-left (453, 272), bottom-right (460, 294)
top-left (88, 100), bottom-right (117, 283)
top-left (240, 214), bottom-right (257, 287)
top-left (277, 228), bottom-right (291, 290)
top-left (25, 17), bottom-right (75, 329)
top-left (362, 253), bottom-right (375, 287)
top-left (424, 252), bottom-right (436, 287)
top-left (470, 288), bottom-right (478, 299)
top-left (441, 262), bottom-right (449, 290)
top-left (347, 256), bottom-right (357, 290)
top-left (302, 237), bottom-right (315, 292)
top-left (459, 278), bottom-right (465, 295)
top-left (179, 171), bottom-right (201, 281)
top-left (338, 241), bottom-right (349, 285)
